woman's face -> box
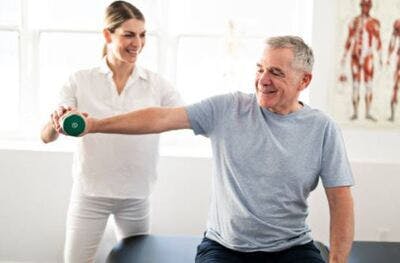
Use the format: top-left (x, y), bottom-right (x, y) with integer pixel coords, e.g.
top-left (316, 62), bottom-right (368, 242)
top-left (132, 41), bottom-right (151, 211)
top-left (105, 18), bottom-right (146, 64)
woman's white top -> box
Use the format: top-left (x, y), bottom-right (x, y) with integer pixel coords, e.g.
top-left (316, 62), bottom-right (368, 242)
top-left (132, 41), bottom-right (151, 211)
top-left (58, 59), bottom-right (182, 198)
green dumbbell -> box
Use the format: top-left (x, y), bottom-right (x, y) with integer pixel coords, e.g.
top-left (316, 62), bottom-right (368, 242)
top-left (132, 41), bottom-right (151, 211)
top-left (60, 112), bottom-right (86, 137)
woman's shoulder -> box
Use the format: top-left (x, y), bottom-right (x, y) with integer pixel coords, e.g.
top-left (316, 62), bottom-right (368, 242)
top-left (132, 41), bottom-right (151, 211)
top-left (138, 66), bottom-right (172, 87)
top-left (138, 66), bottom-right (162, 80)
top-left (68, 65), bottom-right (105, 80)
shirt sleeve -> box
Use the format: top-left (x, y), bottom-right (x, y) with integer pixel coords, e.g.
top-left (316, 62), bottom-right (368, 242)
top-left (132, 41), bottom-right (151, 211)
top-left (159, 78), bottom-right (184, 107)
top-left (58, 73), bottom-right (78, 108)
top-left (320, 120), bottom-right (354, 188)
top-left (185, 93), bottom-right (233, 137)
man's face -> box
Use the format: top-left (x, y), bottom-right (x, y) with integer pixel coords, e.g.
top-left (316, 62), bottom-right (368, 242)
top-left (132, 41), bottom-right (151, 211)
top-left (255, 47), bottom-right (310, 114)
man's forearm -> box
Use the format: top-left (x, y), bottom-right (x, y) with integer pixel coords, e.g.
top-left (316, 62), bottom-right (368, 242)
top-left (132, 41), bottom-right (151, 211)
top-left (326, 187), bottom-right (354, 263)
top-left (89, 107), bottom-right (190, 135)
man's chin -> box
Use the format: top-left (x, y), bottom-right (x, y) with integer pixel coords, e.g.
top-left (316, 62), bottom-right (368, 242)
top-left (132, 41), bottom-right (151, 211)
top-left (257, 98), bottom-right (272, 109)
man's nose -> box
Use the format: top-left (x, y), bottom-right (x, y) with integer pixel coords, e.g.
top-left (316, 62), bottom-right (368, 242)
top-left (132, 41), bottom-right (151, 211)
top-left (260, 71), bottom-right (272, 85)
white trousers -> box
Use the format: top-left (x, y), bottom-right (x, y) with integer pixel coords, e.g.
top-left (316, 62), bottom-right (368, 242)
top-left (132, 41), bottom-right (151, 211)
top-left (64, 191), bottom-right (150, 263)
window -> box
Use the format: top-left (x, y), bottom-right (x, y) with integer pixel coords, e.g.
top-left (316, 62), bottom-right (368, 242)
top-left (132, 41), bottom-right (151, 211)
top-left (0, 0), bottom-right (20, 133)
top-left (0, 0), bottom-right (313, 155)
top-left (0, 31), bottom-right (19, 132)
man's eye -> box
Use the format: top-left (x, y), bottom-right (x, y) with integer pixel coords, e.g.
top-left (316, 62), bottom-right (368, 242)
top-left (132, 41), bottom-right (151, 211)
top-left (271, 71), bottom-right (279, 76)
top-left (269, 69), bottom-right (282, 77)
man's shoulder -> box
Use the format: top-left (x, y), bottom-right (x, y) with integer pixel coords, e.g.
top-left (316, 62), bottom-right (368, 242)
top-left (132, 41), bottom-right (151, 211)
top-left (224, 91), bottom-right (255, 110)
top-left (302, 106), bottom-right (335, 125)
top-left (206, 91), bottom-right (253, 104)
top-left (189, 92), bottom-right (254, 115)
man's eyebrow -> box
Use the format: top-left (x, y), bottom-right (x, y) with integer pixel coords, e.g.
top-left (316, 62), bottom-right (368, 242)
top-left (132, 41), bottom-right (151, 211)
top-left (267, 66), bottom-right (285, 77)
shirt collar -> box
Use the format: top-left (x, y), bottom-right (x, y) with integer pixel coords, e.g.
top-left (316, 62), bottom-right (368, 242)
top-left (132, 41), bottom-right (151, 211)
top-left (99, 57), bottom-right (148, 81)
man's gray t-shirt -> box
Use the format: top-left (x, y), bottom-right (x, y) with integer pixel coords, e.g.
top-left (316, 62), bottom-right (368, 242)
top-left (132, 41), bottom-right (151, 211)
top-left (185, 92), bottom-right (354, 252)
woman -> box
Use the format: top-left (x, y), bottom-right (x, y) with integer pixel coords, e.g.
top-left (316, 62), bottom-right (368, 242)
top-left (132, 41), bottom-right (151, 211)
top-left (40, 1), bottom-right (182, 262)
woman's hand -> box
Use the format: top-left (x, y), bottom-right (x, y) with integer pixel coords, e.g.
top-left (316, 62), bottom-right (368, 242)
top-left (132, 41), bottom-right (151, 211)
top-left (51, 106), bottom-right (76, 134)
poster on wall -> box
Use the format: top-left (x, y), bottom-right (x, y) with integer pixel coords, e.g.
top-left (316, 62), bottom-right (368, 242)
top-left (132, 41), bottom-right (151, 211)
top-left (333, 0), bottom-right (400, 128)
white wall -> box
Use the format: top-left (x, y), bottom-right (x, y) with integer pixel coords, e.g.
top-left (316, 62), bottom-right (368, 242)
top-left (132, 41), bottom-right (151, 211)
top-left (1, 0), bottom-right (400, 262)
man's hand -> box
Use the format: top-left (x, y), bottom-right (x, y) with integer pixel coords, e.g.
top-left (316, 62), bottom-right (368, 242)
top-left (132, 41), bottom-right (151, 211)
top-left (78, 114), bottom-right (96, 137)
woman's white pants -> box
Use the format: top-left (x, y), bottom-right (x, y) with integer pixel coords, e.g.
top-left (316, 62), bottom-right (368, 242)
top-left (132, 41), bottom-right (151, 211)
top-left (63, 192), bottom-right (150, 263)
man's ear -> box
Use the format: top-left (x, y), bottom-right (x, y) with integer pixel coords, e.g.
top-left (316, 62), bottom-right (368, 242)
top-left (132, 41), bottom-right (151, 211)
top-left (103, 28), bottom-right (112, 44)
top-left (299, 72), bottom-right (312, 91)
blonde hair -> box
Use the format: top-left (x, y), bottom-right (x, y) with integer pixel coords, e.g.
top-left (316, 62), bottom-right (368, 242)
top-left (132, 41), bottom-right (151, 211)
top-left (102, 1), bottom-right (145, 57)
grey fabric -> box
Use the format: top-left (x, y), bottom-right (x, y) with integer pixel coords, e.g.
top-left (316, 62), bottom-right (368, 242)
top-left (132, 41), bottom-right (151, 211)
top-left (185, 92), bottom-right (354, 252)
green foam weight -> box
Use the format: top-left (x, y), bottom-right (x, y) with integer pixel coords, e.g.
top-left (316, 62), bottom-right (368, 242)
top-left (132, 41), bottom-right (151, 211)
top-left (61, 113), bottom-right (86, 137)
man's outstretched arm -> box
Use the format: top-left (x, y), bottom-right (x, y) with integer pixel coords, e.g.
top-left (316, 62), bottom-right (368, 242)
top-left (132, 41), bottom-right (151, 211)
top-left (325, 186), bottom-right (354, 263)
top-left (85, 107), bottom-right (190, 135)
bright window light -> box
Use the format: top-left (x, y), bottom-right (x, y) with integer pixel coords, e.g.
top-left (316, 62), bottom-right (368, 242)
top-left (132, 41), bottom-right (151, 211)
top-left (0, 0), bottom-right (19, 25)
top-left (0, 31), bottom-right (19, 132)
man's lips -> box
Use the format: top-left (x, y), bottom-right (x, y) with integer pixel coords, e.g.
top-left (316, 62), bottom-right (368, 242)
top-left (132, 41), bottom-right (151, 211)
top-left (259, 87), bottom-right (277, 94)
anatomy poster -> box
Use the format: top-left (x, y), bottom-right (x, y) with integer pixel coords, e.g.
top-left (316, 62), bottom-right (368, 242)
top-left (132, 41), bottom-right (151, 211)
top-left (333, 0), bottom-right (400, 128)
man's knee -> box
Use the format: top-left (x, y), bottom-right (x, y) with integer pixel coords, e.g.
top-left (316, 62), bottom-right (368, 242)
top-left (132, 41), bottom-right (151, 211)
top-left (195, 238), bottom-right (242, 263)
top-left (275, 241), bottom-right (326, 263)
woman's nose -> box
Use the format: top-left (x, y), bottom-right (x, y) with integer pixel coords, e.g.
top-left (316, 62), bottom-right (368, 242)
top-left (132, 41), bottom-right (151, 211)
top-left (131, 36), bottom-right (142, 46)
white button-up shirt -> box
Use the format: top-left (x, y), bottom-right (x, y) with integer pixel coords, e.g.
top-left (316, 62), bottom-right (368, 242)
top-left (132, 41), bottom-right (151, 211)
top-left (59, 59), bottom-right (182, 198)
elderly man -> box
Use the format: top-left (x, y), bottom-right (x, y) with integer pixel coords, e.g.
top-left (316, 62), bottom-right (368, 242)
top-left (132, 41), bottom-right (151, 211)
top-left (59, 35), bottom-right (354, 263)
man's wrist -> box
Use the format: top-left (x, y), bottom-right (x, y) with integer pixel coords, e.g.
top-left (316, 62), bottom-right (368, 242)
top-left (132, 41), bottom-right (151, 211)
top-left (86, 118), bottom-right (97, 134)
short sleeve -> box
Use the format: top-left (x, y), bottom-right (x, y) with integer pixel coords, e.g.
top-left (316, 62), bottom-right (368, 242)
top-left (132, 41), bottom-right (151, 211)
top-left (185, 93), bottom-right (233, 137)
top-left (159, 78), bottom-right (183, 107)
top-left (320, 120), bottom-right (354, 188)
top-left (58, 73), bottom-right (78, 108)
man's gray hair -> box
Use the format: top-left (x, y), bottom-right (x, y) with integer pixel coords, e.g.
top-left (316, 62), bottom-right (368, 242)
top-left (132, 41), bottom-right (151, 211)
top-left (266, 36), bottom-right (314, 72)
